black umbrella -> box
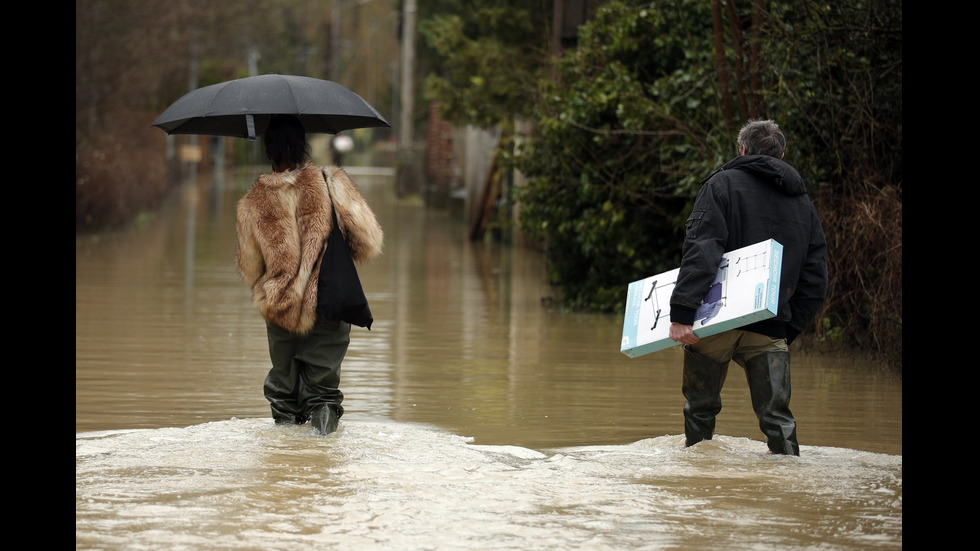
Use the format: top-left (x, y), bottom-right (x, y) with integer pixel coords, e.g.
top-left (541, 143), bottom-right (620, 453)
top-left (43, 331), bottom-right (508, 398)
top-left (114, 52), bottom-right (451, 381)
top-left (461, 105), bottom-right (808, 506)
top-left (151, 74), bottom-right (390, 140)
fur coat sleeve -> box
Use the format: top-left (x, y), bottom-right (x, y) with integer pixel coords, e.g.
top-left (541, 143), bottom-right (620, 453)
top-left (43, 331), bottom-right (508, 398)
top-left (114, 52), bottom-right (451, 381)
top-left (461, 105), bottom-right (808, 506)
top-left (235, 162), bottom-right (383, 334)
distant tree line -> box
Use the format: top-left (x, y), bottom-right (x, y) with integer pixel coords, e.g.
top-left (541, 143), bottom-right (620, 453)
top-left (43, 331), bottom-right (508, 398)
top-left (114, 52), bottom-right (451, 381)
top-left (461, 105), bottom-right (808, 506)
top-left (76, 0), bottom-right (396, 231)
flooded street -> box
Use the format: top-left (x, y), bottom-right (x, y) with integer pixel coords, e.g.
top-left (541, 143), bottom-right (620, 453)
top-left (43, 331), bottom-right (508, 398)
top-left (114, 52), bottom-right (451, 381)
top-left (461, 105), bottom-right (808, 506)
top-left (76, 166), bottom-right (902, 550)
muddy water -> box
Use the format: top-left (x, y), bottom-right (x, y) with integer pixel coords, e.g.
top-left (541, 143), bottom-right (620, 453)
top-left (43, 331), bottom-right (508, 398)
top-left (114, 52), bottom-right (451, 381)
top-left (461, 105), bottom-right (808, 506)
top-left (76, 166), bottom-right (902, 550)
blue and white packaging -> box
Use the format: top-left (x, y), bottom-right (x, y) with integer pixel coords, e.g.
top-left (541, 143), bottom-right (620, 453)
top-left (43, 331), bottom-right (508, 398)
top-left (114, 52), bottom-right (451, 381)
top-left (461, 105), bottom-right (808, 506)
top-left (620, 239), bottom-right (783, 358)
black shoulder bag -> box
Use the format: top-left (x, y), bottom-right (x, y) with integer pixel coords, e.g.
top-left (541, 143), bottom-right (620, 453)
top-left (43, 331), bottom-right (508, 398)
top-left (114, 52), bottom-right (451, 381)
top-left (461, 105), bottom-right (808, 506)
top-left (316, 205), bottom-right (374, 330)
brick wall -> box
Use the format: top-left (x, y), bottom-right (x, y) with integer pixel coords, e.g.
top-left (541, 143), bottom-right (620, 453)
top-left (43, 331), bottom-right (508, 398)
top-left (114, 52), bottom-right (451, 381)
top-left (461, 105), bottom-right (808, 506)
top-left (426, 101), bottom-right (458, 195)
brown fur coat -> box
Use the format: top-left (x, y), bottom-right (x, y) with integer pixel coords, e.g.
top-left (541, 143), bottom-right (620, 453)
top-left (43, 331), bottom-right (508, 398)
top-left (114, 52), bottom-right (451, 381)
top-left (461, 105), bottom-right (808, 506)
top-left (235, 162), bottom-right (384, 334)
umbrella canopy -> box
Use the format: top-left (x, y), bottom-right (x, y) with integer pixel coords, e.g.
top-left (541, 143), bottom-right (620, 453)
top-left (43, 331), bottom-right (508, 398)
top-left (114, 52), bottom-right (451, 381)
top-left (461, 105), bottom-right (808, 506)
top-left (151, 74), bottom-right (390, 140)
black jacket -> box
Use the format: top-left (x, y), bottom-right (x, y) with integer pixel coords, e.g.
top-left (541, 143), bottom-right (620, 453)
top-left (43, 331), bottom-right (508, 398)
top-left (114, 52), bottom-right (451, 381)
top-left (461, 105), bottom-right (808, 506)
top-left (669, 155), bottom-right (827, 343)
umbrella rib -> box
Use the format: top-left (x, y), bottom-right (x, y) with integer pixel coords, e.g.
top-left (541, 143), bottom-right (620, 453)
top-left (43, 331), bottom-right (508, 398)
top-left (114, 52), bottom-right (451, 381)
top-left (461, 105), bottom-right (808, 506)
top-left (285, 76), bottom-right (302, 118)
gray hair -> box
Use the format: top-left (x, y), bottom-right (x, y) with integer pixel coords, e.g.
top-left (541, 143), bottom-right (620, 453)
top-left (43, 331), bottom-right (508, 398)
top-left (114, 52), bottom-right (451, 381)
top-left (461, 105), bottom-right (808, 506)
top-left (737, 119), bottom-right (786, 158)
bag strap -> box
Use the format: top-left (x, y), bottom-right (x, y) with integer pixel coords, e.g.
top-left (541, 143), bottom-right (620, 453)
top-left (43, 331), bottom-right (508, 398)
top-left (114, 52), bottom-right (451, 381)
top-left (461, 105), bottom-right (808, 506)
top-left (323, 167), bottom-right (347, 251)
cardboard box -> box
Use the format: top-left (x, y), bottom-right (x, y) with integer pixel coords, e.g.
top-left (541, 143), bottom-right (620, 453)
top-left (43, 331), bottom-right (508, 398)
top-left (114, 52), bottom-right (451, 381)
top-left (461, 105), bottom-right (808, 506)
top-left (620, 239), bottom-right (783, 358)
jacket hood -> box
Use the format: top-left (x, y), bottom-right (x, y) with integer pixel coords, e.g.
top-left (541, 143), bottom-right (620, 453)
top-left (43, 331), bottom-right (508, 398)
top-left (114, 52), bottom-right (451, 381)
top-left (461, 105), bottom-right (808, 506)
top-left (719, 155), bottom-right (807, 196)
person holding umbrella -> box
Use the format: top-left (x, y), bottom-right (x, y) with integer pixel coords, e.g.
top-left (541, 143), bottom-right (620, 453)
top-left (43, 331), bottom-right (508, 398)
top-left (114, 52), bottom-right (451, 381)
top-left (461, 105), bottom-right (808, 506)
top-left (153, 74), bottom-right (390, 435)
top-left (234, 114), bottom-right (384, 435)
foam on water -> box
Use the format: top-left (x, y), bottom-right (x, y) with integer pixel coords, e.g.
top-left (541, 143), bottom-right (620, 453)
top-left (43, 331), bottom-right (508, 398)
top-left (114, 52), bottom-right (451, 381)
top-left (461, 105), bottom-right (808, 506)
top-left (76, 418), bottom-right (902, 550)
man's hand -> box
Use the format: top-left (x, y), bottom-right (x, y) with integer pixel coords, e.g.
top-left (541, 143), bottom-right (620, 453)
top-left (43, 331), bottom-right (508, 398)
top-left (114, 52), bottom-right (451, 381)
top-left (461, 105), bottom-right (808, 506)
top-left (669, 322), bottom-right (699, 345)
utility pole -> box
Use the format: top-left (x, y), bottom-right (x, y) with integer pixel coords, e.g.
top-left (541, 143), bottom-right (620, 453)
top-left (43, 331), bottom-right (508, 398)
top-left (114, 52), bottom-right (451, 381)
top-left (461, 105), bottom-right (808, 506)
top-left (332, 0), bottom-right (341, 82)
top-left (396, 0), bottom-right (420, 197)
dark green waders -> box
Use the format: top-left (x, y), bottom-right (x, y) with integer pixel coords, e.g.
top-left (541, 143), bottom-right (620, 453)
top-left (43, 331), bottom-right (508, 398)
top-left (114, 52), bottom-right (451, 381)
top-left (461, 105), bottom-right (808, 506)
top-left (682, 346), bottom-right (729, 447)
top-left (743, 350), bottom-right (799, 455)
top-left (682, 345), bottom-right (800, 456)
top-left (264, 319), bottom-right (349, 434)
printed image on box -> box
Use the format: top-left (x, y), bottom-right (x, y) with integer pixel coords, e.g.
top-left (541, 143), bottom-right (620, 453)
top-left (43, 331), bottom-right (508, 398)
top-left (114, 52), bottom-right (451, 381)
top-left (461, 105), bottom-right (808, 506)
top-left (620, 239), bottom-right (783, 358)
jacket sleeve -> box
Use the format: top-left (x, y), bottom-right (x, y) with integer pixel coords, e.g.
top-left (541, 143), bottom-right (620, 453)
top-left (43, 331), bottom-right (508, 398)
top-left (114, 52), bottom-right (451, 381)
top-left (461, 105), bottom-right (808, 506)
top-left (669, 180), bottom-right (729, 325)
top-left (327, 167), bottom-right (384, 263)
top-left (785, 205), bottom-right (828, 342)
top-left (235, 197), bottom-right (265, 288)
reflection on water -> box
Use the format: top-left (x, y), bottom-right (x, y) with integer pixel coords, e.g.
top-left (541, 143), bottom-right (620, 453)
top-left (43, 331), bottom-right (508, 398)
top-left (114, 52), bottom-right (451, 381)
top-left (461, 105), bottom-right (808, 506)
top-left (76, 166), bottom-right (901, 549)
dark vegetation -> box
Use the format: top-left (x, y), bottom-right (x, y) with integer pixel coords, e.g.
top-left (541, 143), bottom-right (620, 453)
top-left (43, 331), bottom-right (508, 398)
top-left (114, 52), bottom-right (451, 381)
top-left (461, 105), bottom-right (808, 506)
top-left (421, 0), bottom-right (901, 372)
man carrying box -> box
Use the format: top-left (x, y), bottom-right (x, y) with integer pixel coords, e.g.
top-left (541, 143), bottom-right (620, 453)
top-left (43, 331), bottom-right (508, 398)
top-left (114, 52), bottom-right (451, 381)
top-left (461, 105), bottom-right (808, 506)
top-left (668, 120), bottom-right (828, 456)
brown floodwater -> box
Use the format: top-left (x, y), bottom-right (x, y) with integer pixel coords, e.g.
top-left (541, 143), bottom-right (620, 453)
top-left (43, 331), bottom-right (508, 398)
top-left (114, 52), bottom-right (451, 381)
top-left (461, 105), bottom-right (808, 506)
top-left (76, 165), bottom-right (902, 550)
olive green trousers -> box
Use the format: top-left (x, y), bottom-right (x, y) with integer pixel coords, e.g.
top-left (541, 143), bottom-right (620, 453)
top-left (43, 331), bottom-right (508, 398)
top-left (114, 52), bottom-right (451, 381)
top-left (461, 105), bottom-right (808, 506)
top-left (682, 330), bottom-right (799, 455)
top-left (264, 319), bottom-right (349, 424)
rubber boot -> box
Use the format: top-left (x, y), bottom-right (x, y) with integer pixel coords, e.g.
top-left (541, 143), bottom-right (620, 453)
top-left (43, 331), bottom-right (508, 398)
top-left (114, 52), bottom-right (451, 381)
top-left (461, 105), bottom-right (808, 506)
top-left (311, 404), bottom-right (343, 436)
top-left (297, 359), bottom-right (344, 435)
top-left (265, 370), bottom-right (308, 425)
top-left (273, 412), bottom-right (307, 425)
top-left (682, 346), bottom-right (729, 447)
top-left (743, 351), bottom-right (799, 456)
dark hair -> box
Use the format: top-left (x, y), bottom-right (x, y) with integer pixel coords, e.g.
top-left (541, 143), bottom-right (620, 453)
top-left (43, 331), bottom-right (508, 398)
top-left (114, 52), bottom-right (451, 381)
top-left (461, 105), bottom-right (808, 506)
top-left (264, 115), bottom-right (310, 166)
top-left (736, 119), bottom-right (786, 158)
